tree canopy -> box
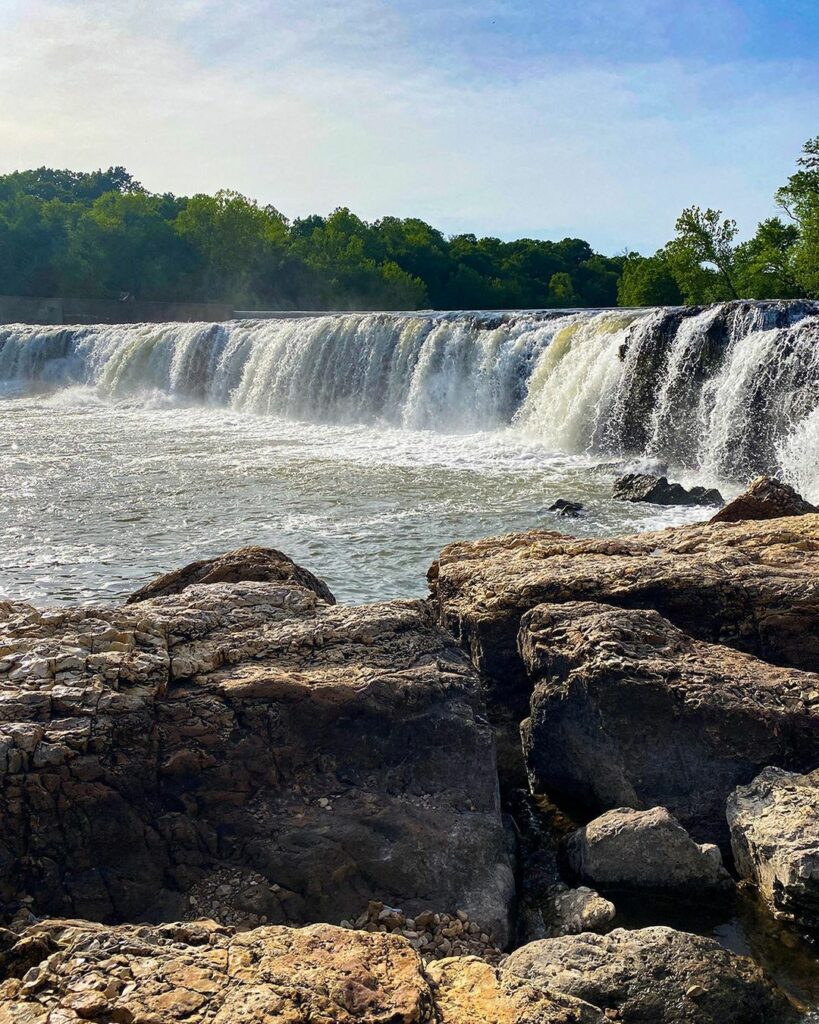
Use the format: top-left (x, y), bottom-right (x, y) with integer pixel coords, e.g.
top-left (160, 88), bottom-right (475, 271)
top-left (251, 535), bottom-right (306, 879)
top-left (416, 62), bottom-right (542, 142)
top-left (3, 141), bottom-right (818, 310)
top-left (0, 167), bottom-right (625, 311)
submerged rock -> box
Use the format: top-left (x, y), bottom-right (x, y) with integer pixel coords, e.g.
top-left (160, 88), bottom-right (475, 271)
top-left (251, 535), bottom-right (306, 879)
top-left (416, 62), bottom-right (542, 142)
top-left (728, 766), bottom-right (819, 932)
top-left (547, 499), bottom-right (584, 518)
top-left (519, 601), bottom-right (819, 848)
top-left (504, 926), bottom-right (798, 1024)
top-left (711, 475), bottom-right (818, 524)
top-left (566, 807), bottom-right (731, 892)
top-left (126, 545), bottom-right (337, 604)
top-left (613, 472), bottom-right (724, 507)
top-left (0, 581), bottom-right (514, 942)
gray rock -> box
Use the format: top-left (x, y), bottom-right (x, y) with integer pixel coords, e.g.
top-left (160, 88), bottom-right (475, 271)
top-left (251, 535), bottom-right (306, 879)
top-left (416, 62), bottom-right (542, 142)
top-left (728, 766), bottom-right (819, 931)
top-left (547, 499), bottom-right (584, 518)
top-left (0, 582), bottom-right (514, 944)
top-left (519, 601), bottom-right (819, 849)
top-left (567, 806), bottom-right (731, 891)
top-left (613, 473), bottom-right (724, 507)
top-left (503, 926), bottom-right (798, 1023)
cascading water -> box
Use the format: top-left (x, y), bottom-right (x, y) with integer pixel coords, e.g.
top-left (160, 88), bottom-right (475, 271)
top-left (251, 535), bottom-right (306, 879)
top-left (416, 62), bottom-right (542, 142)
top-left (1, 301), bottom-right (817, 495)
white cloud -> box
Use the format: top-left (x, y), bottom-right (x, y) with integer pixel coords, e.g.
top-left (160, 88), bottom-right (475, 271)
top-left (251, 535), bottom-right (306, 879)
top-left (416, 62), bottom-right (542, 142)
top-left (0, 0), bottom-right (815, 252)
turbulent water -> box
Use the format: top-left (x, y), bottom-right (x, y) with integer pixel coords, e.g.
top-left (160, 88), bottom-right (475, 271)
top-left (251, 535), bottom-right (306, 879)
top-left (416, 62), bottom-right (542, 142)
top-left (1, 301), bottom-right (818, 604)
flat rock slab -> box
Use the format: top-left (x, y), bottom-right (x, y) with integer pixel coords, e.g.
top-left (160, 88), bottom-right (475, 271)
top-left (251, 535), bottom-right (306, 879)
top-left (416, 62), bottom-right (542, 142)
top-left (429, 516), bottom-right (819, 697)
top-left (0, 918), bottom-right (606, 1024)
top-left (566, 806), bottom-right (730, 891)
top-left (519, 601), bottom-right (819, 848)
top-left (728, 766), bottom-right (819, 930)
top-left (0, 582), bottom-right (513, 942)
top-left (504, 926), bottom-right (798, 1024)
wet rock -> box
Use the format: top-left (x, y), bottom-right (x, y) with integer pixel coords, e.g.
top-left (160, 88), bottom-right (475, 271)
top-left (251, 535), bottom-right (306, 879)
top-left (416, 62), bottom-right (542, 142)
top-left (547, 499), bottom-right (584, 518)
top-left (519, 601), bottom-right (819, 849)
top-left (613, 473), bottom-right (724, 507)
top-left (711, 475), bottom-right (817, 525)
top-left (126, 545), bottom-right (336, 604)
top-left (0, 583), bottom-right (514, 943)
top-left (504, 927), bottom-right (798, 1024)
top-left (566, 807), bottom-right (731, 891)
top-left (728, 766), bottom-right (819, 931)
top-left (512, 793), bottom-right (614, 944)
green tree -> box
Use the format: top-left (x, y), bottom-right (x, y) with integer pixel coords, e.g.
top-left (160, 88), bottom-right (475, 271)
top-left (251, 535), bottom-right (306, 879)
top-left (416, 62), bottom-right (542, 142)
top-left (617, 253), bottom-right (683, 306)
top-left (665, 206), bottom-right (740, 302)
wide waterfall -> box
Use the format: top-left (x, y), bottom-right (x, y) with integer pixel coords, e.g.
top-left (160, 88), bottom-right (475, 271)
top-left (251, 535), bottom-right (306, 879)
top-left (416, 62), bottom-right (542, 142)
top-left (2, 300), bottom-right (817, 494)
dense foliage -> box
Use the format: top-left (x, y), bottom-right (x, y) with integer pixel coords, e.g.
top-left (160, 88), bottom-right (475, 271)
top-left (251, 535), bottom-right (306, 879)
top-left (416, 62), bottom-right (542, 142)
top-left (0, 168), bottom-right (625, 310)
top-left (618, 136), bottom-right (819, 306)
top-left (3, 136), bottom-right (817, 310)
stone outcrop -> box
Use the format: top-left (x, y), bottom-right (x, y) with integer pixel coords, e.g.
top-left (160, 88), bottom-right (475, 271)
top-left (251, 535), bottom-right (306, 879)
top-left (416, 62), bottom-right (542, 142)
top-left (613, 472), bottom-right (724, 507)
top-left (504, 927), bottom-right (798, 1024)
top-left (728, 766), bottom-right (819, 931)
top-left (0, 917), bottom-right (611, 1024)
top-left (3, 917), bottom-right (793, 1024)
top-left (126, 546), bottom-right (336, 605)
top-left (429, 515), bottom-right (819, 705)
top-left (546, 499), bottom-right (584, 518)
top-left (519, 601), bottom-right (819, 847)
top-left (0, 580), bottom-right (514, 942)
top-left (711, 476), bottom-right (817, 525)
top-left (566, 807), bottom-right (730, 891)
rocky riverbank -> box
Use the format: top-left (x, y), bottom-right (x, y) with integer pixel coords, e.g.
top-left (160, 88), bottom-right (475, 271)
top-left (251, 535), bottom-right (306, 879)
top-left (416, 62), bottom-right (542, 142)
top-left (1, 480), bottom-right (819, 1021)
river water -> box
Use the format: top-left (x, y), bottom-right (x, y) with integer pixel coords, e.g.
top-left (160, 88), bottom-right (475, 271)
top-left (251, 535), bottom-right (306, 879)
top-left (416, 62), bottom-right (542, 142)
top-left (1, 302), bottom-right (817, 605)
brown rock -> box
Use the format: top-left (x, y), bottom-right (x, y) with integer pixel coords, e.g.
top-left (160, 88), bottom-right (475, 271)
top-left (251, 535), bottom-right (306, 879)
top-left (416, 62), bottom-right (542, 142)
top-left (710, 476), bottom-right (817, 525)
top-left (126, 546), bottom-right (336, 605)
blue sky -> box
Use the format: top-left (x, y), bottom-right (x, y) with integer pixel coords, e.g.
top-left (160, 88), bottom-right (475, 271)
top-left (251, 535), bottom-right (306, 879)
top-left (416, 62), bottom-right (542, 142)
top-left (2, 0), bottom-right (817, 252)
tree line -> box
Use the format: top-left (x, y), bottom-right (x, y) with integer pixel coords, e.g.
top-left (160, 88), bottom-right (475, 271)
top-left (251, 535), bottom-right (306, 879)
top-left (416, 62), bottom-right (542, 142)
top-left (1, 136), bottom-right (816, 311)
top-left (0, 167), bottom-right (622, 311)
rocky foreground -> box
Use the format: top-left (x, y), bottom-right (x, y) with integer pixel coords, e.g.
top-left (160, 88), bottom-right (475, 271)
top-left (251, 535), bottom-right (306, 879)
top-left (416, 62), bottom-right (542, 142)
top-left (1, 481), bottom-right (819, 1021)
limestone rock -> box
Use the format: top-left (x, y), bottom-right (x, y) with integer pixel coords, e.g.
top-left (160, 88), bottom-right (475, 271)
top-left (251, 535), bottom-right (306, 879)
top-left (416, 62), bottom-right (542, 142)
top-left (427, 956), bottom-right (604, 1024)
top-left (613, 473), bottom-right (724, 507)
top-left (566, 807), bottom-right (731, 891)
top-left (0, 919), bottom-right (608, 1024)
top-left (728, 766), bottom-right (819, 931)
top-left (711, 476), bottom-right (817, 525)
top-left (126, 545), bottom-right (336, 605)
top-left (428, 516), bottom-right (819, 718)
top-left (519, 601), bottom-right (819, 848)
top-left (0, 583), bottom-right (513, 943)
top-left (504, 927), bottom-right (798, 1024)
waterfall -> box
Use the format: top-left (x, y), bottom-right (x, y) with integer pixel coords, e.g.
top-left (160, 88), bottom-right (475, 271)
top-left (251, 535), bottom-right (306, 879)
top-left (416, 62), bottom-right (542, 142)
top-left (1, 302), bottom-right (818, 497)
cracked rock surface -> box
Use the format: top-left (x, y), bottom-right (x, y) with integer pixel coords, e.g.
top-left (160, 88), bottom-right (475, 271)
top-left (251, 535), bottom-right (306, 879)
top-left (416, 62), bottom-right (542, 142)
top-left (0, 579), bottom-right (513, 941)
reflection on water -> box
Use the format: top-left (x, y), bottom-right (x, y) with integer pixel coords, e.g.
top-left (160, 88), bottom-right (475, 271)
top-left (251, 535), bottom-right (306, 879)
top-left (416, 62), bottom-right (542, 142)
top-left (610, 890), bottom-right (819, 1012)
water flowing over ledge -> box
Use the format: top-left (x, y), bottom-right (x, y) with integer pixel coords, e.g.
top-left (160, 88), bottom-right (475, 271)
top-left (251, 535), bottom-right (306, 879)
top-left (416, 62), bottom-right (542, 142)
top-left (1, 300), bottom-right (818, 496)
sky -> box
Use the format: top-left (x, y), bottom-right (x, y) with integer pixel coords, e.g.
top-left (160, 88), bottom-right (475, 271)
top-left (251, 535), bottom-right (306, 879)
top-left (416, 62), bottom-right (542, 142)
top-left (1, 0), bottom-right (818, 253)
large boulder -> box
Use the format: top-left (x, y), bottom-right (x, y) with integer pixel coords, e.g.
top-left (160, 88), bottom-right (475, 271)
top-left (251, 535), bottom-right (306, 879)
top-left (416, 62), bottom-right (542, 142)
top-left (126, 546), bottom-right (336, 605)
top-left (613, 473), bottom-right (724, 507)
top-left (518, 601), bottom-right (819, 848)
top-left (711, 476), bottom-right (817, 525)
top-left (428, 516), bottom-right (819, 708)
top-left (0, 918), bottom-right (606, 1024)
top-left (504, 927), bottom-right (798, 1024)
top-left (0, 581), bottom-right (514, 943)
top-left (566, 807), bottom-right (730, 892)
top-left (728, 766), bottom-right (819, 931)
